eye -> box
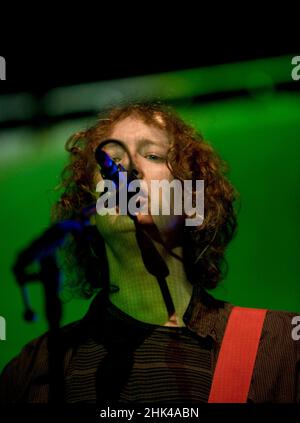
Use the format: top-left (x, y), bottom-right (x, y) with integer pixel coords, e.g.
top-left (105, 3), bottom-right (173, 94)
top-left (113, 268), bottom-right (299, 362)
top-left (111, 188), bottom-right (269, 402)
top-left (145, 154), bottom-right (165, 162)
top-left (112, 157), bottom-right (122, 163)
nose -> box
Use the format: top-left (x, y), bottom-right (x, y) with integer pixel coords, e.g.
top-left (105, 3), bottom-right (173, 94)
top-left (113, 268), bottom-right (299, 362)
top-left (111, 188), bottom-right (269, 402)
top-left (129, 165), bottom-right (144, 181)
top-left (130, 168), bottom-right (141, 179)
top-left (128, 154), bottom-right (143, 179)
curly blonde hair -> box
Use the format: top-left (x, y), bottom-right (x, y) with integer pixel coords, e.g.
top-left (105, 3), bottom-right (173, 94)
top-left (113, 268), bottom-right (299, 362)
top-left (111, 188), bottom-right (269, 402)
top-left (52, 103), bottom-right (238, 298)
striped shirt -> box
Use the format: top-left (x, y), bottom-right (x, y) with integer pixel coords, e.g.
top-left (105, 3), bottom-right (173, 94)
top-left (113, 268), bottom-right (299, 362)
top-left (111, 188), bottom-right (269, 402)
top-left (1, 286), bottom-right (300, 403)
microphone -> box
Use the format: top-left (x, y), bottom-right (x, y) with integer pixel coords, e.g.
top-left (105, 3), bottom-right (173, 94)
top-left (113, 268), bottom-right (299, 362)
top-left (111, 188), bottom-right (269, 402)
top-left (95, 142), bottom-right (143, 215)
top-left (95, 141), bottom-right (138, 185)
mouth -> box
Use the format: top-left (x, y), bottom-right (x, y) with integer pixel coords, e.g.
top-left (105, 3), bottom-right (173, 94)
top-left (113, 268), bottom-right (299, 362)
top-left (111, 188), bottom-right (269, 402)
top-left (101, 191), bottom-right (149, 216)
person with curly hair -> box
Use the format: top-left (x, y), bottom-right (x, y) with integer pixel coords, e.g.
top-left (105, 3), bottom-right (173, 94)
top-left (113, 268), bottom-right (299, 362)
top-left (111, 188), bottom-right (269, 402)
top-left (1, 103), bottom-right (300, 404)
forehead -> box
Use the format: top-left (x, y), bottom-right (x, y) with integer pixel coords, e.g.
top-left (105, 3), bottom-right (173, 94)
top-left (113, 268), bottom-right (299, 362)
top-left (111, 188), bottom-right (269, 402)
top-left (109, 116), bottom-right (170, 148)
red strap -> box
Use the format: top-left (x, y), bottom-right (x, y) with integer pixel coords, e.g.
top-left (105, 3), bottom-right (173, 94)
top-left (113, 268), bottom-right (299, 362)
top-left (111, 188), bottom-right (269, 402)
top-left (208, 306), bottom-right (267, 403)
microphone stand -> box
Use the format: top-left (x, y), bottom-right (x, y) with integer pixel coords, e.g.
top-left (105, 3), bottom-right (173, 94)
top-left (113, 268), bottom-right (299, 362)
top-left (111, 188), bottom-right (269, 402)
top-left (40, 253), bottom-right (63, 403)
top-left (132, 217), bottom-right (175, 319)
top-left (12, 205), bottom-right (96, 403)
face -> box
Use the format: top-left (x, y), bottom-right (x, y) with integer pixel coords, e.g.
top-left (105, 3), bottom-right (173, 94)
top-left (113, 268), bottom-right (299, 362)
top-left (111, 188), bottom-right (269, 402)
top-left (95, 115), bottom-right (184, 242)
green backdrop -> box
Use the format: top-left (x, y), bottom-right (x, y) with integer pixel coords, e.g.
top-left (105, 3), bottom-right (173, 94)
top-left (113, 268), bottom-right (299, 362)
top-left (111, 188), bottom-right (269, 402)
top-left (1, 88), bottom-right (300, 372)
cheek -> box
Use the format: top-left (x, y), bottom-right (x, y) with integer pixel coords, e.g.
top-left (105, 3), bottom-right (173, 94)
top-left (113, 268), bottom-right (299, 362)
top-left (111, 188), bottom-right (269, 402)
top-left (143, 164), bottom-right (173, 183)
top-left (143, 167), bottom-right (173, 206)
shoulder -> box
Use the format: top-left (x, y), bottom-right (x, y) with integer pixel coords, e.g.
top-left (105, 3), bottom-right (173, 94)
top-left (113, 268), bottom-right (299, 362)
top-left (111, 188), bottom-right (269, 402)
top-left (247, 307), bottom-right (300, 402)
top-left (0, 320), bottom-right (83, 404)
top-left (1, 318), bottom-right (84, 370)
top-left (259, 308), bottom-right (300, 354)
top-left (218, 304), bottom-right (300, 402)
top-left (221, 304), bottom-right (299, 343)
top-left (259, 308), bottom-right (300, 366)
top-left (227, 306), bottom-right (300, 356)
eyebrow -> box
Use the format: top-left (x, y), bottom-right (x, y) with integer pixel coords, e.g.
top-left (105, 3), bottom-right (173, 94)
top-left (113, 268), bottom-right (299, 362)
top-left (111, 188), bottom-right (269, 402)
top-left (137, 138), bottom-right (168, 148)
top-left (99, 138), bottom-right (168, 149)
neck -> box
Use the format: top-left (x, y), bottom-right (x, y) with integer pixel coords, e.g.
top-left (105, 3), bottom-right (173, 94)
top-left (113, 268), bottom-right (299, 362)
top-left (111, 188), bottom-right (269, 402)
top-left (95, 214), bottom-right (193, 326)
